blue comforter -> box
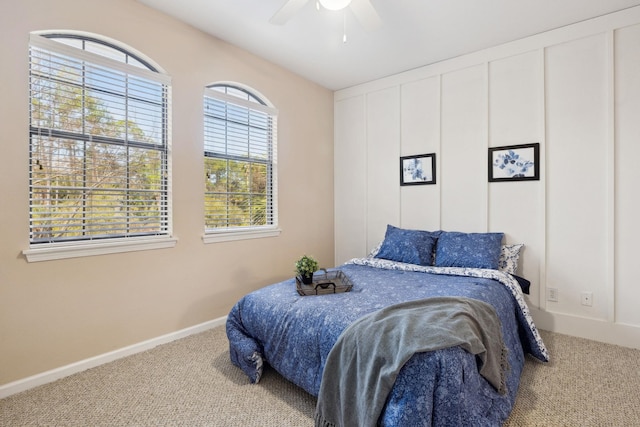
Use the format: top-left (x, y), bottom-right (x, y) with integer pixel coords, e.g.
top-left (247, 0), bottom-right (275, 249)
top-left (226, 258), bottom-right (548, 426)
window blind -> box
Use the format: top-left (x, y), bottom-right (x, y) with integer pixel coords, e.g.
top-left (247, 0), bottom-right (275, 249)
top-left (203, 86), bottom-right (277, 232)
top-left (28, 34), bottom-right (171, 244)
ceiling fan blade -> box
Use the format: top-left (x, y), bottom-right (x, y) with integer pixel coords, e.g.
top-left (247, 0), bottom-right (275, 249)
top-left (349, 0), bottom-right (382, 31)
top-left (270, 0), bottom-right (310, 25)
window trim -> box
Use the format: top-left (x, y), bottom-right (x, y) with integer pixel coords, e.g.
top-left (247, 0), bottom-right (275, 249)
top-left (202, 84), bottom-right (279, 244)
top-left (23, 237), bottom-right (178, 262)
top-left (24, 32), bottom-right (173, 262)
top-left (29, 34), bottom-right (171, 85)
top-left (202, 227), bottom-right (281, 244)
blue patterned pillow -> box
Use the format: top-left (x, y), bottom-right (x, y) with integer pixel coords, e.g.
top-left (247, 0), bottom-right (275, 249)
top-left (435, 231), bottom-right (504, 269)
top-left (375, 225), bottom-right (438, 266)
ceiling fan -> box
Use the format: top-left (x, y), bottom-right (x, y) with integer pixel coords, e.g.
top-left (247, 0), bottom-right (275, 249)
top-left (270, 0), bottom-right (382, 32)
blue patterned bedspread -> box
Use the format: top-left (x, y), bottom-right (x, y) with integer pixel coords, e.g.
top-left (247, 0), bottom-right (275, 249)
top-left (226, 258), bottom-right (548, 426)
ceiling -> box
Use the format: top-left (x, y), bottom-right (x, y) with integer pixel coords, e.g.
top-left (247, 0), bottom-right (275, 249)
top-left (136, 0), bottom-right (640, 91)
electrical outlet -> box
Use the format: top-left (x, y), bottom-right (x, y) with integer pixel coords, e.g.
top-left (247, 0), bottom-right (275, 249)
top-left (581, 292), bottom-right (593, 307)
top-left (547, 288), bottom-right (558, 302)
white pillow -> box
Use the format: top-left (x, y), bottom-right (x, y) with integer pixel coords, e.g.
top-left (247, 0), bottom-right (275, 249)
top-left (368, 240), bottom-right (383, 258)
top-left (498, 244), bottom-right (524, 275)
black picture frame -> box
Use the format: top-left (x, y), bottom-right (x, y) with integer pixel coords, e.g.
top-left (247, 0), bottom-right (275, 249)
top-left (400, 153), bottom-right (436, 186)
top-left (488, 143), bottom-right (540, 182)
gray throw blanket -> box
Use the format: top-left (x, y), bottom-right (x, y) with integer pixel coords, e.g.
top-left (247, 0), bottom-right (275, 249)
top-left (314, 297), bottom-right (509, 427)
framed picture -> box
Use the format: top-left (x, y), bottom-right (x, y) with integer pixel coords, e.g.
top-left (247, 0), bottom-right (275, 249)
top-left (488, 143), bottom-right (540, 182)
top-left (400, 153), bottom-right (436, 186)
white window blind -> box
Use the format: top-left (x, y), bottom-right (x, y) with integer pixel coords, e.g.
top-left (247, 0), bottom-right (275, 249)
top-left (28, 34), bottom-right (171, 244)
top-left (203, 86), bottom-right (277, 233)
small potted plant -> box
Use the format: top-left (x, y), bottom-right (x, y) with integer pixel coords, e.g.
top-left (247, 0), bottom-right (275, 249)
top-left (295, 255), bottom-right (319, 285)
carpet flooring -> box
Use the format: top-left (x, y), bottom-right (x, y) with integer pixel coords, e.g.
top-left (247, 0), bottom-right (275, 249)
top-left (1, 327), bottom-right (638, 426)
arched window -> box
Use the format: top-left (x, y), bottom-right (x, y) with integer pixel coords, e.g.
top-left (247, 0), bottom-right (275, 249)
top-left (26, 32), bottom-right (173, 260)
top-left (203, 84), bottom-right (278, 241)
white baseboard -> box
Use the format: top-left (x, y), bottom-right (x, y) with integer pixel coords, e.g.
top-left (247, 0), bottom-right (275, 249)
top-left (530, 308), bottom-right (640, 350)
top-left (0, 316), bottom-right (227, 399)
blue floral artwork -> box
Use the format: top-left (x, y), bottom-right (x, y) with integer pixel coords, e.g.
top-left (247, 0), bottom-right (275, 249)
top-left (494, 150), bottom-right (533, 177)
top-left (400, 153), bottom-right (436, 185)
top-left (489, 143), bottom-right (540, 182)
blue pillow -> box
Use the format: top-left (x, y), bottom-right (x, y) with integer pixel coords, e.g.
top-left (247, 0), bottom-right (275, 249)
top-left (435, 231), bottom-right (504, 269)
top-left (375, 225), bottom-right (439, 266)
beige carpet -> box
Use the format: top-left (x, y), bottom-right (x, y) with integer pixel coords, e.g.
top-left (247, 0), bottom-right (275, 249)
top-left (1, 327), bottom-right (638, 426)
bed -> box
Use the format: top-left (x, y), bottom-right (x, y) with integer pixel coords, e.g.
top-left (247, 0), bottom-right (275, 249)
top-left (226, 227), bottom-right (549, 426)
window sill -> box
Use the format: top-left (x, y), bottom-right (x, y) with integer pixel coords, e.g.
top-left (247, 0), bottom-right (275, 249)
top-left (22, 237), bottom-right (178, 262)
top-left (202, 227), bottom-right (281, 244)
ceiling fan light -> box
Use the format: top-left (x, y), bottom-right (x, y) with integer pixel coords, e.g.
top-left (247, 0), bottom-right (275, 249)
top-left (319, 0), bottom-right (352, 11)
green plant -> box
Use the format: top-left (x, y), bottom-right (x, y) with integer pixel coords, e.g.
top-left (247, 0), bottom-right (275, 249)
top-left (295, 255), bottom-right (319, 278)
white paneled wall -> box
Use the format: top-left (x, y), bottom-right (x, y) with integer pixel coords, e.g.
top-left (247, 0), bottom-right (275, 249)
top-left (488, 51), bottom-right (544, 308)
top-left (334, 7), bottom-right (640, 348)
top-left (615, 24), bottom-right (640, 327)
top-left (366, 89), bottom-right (401, 250)
top-left (440, 65), bottom-right (488, 232)
top-left (399, 77), bottom-right (441, 230)
top-left (545, 34), bottom-right (610, 321)
top-left (334, 95), bottom-right (367, 263)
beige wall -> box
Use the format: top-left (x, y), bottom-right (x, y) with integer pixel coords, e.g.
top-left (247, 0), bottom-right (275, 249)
top-left (0, 0), bottom-right (334, 385)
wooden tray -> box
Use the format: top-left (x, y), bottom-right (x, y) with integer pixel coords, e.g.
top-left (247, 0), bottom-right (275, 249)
top-left (296, 269), bottom-right (353, 296)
